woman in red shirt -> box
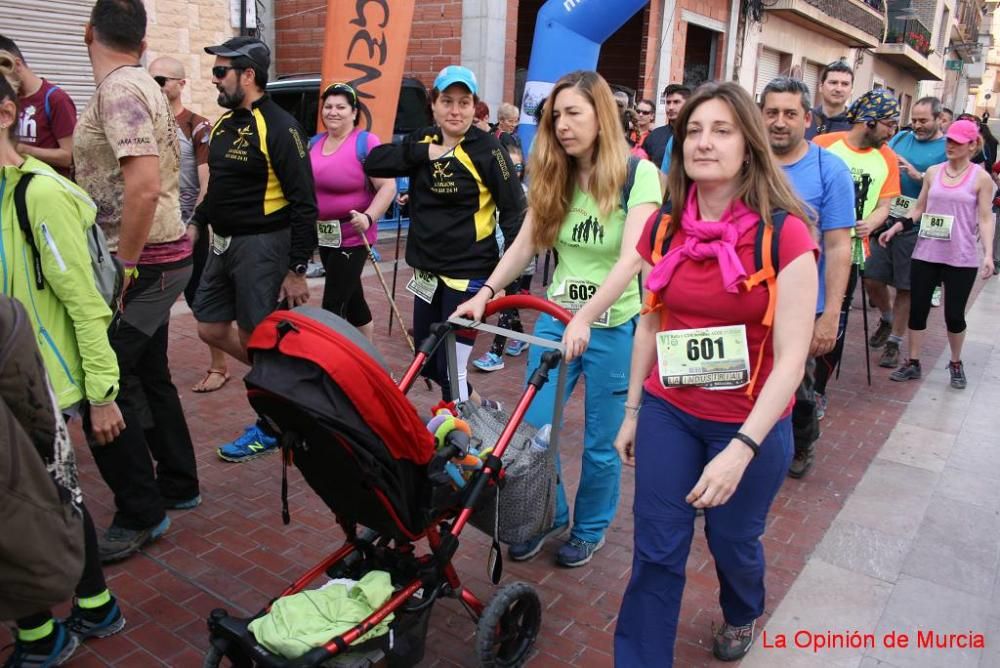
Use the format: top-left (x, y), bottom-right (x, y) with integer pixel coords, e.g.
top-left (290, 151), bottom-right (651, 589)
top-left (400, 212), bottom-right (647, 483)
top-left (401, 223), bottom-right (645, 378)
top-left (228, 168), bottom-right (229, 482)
top-left (613, 82), bottom-right (818, 666)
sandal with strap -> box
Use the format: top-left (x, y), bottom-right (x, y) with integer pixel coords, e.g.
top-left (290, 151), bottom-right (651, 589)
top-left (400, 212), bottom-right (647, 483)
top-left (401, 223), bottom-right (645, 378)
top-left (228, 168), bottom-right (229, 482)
top-left (192, 368), bottom-right (230, 393)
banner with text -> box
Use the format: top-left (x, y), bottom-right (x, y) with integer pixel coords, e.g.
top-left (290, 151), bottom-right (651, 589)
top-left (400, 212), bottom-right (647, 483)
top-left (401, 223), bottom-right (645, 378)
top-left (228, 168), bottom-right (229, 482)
top-left (319, 0), bottom-right (416, 141)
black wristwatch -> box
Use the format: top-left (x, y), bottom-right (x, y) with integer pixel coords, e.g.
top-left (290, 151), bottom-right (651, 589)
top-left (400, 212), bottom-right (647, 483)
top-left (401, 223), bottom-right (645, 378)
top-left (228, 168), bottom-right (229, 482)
top-left (291, 263), bottom-right (308, 276)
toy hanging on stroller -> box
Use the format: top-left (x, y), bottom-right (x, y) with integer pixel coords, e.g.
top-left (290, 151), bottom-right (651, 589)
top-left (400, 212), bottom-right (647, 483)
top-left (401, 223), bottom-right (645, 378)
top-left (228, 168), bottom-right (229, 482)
top-left (204, 295), bottom-right (571, 667)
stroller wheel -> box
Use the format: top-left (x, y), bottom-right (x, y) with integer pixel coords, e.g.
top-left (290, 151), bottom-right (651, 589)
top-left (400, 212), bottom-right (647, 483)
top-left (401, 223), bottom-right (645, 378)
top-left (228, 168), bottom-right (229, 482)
top-left (475, 581), bottom-right (542, 667)
top-left (203, 645), bottom-right (223, 668)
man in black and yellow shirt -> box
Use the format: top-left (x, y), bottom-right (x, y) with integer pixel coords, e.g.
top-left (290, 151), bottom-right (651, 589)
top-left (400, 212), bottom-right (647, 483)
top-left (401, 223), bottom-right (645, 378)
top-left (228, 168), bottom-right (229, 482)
top-left (189, 37), bottom-right (318, 462)
top-left (365, 65), bottom-right (526, 404)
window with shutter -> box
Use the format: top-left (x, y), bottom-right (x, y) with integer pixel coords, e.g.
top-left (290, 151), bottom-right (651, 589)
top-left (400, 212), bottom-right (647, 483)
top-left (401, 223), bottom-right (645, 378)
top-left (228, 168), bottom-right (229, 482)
top-left (755, 49), bottom-right (782, 101)
top-left (4, 0), bottom-right (95, 110)
top-left (802, 62), bottom-right (821, 108)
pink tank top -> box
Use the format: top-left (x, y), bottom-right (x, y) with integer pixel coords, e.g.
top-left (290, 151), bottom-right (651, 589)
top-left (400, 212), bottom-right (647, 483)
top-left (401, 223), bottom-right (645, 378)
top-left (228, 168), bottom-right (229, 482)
top-left (310, 129), bottom-right (380, 247)
top-left (912, 164), bottom-right (981, 268)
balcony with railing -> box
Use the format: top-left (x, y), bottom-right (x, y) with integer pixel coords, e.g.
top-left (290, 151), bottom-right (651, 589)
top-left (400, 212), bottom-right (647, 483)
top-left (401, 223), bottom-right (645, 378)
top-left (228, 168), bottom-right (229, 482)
top-left (765, 0), bottom-right (885, 48)
top-left (875, 17), bottom-right (943, 79)
top-left (885, 19), bottom-right (933, 55)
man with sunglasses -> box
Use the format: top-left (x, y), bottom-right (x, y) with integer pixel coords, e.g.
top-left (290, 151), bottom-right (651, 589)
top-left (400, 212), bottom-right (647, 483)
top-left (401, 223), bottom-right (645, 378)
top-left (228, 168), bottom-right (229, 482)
top-left (630, 98), bottom-right (655, 157)
top-left (812, 90), bottom-right (901, 420)
top-left (148, 56), bottom-right (230, 393)
top-left (188, 36), bottom-right (318, 463)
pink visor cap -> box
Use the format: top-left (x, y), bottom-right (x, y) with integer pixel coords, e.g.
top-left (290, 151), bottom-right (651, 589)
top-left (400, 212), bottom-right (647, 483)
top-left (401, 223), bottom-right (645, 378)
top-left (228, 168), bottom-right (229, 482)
top-left (946, 119), bottom-right (980, 144)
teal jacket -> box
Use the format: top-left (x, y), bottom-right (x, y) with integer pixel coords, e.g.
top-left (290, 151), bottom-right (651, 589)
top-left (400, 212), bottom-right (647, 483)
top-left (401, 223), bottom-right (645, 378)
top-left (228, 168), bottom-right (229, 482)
top-left (0, 157), bottom-right (118, 409)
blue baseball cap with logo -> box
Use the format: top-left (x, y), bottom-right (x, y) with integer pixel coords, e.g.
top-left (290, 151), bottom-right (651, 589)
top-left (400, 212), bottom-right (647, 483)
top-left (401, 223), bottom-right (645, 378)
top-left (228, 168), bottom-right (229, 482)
top-left (433, 65), bottom-right (478, 95)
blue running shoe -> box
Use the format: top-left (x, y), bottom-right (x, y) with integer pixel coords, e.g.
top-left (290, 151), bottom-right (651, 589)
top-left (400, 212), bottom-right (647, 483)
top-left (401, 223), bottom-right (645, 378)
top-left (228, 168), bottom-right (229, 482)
top-left (505, 339), bottom-right (528, 357)
top-left (556, 535), bottom-right (606, 568)
top-left (163, 494), bottom-right (202, 510)
top-left (64, 598), bottom-right (126, 641)
top-left (472, 351), bottom-right (505, 372)
top-left (218, 424), bottom-right (278, 463)
top-left (508, 522), bottom-right (568, 562)
top-left (3, 622), bottom-right (79, 668)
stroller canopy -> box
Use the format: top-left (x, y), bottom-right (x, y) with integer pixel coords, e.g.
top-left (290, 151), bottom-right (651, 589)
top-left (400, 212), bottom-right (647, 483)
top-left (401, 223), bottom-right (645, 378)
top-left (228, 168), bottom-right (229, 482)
top-left (246, 308), bottom-right (437, 539)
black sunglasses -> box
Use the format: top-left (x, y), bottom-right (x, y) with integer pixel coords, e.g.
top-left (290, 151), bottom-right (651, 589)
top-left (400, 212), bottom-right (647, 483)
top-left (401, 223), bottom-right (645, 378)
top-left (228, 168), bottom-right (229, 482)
top-left (211, 65), bottom-right (242, 79)
top-left (153, 75), bottom-right (181, 87)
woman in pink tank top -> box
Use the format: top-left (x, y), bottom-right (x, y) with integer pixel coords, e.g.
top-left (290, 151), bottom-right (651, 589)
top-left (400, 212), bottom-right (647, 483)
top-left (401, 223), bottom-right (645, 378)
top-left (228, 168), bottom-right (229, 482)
top-left (878, 119), bottom-right (995, 388)
top-left (310, 83), bottom-right (397, 342)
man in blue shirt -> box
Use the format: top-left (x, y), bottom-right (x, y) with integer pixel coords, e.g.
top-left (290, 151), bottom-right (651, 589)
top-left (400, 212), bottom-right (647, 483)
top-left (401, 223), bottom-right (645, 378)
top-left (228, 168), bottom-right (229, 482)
top-left (865, 97), bottom-right (946, 370)
top-left (762, 77), bottom-right (855, 479)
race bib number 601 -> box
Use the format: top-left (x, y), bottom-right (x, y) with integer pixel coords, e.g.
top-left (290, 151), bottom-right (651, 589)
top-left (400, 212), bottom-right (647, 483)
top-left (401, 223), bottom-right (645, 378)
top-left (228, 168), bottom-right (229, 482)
top-left (656, 325), bottom-right (750, 390)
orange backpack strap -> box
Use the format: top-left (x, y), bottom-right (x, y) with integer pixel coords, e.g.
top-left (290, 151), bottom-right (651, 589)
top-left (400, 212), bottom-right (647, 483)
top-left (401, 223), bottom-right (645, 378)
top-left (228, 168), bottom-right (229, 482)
top-left (642, 202), bottom-right (675, 318)
top-left (742, 210), bottom-right (787, 397)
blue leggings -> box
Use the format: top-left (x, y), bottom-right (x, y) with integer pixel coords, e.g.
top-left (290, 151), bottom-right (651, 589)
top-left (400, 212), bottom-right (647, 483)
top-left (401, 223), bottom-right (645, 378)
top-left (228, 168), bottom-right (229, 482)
top-left (614, 392), bottom-right (792, 667)
top-left (523, 313), bottom-right (634, 543)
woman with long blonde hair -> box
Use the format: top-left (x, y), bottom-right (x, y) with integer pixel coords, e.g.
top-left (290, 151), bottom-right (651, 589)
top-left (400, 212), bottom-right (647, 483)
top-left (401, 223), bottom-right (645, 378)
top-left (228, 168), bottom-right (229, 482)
top-left (454, 70), bottom-right (662, 567)
top-left (612, 82), bottom-right (818, 665)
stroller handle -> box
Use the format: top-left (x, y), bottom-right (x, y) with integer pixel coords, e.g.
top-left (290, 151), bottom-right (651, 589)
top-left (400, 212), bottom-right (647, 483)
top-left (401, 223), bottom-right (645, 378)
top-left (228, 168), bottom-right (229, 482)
top-left (483, 294), bottom-right (572, 325)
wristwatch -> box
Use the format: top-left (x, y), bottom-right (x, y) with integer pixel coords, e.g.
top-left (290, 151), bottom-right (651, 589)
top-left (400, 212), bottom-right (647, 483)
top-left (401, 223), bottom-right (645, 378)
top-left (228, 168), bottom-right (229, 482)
top-left (291, 263), bottom-right (308, 276)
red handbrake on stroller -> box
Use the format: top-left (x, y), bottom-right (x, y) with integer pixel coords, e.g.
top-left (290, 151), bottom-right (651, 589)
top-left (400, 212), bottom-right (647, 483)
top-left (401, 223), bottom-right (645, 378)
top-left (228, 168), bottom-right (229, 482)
top-left (204, 295), bottom-right (571, 667)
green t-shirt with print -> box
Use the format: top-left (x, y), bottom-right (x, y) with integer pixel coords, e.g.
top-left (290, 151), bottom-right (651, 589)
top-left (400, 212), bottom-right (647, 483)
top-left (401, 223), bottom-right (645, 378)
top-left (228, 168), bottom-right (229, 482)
top-left (547, 159), bottom-right (662, 328)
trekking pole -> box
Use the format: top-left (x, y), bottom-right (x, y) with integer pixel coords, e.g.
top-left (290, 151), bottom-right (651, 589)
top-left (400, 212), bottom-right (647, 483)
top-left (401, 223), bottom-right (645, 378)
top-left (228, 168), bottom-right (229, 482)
top-left (859, 265), bottom-right (872, 386)
top-left (388, 211), bottom-right (404, 336)
top-left (361, 233), bottom-right (414, 354)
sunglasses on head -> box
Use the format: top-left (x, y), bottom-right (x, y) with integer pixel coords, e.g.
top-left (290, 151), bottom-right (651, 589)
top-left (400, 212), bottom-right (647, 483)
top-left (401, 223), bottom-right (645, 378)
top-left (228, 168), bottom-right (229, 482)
top-left (322, 82), bottom-right (357, 102)
top-left (211, 65), bottom-right (243, 79)
top-left (153, 75), bottom-right (181, 87)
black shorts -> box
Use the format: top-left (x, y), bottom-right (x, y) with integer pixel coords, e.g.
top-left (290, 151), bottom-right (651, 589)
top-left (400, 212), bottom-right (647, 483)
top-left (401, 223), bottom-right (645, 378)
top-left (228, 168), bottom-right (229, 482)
top-left (865, 227), bottom-right (918, 290)
top-left (192, 228), bottom-right (290, 333)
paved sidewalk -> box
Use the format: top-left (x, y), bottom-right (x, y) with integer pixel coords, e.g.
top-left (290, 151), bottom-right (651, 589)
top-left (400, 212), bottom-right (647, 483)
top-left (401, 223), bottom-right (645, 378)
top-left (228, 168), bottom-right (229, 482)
top-left (742, 278), bottom-right (1000, 668)
top-left (1, 247), bottom-right (989, 667)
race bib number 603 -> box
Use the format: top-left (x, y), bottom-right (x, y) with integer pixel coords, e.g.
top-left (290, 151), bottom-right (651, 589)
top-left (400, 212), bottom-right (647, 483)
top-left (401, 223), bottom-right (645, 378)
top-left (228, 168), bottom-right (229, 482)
top-left (656, 325), bottom-right (751, 390)
top-left (553, 278), bottom-right (611, 326)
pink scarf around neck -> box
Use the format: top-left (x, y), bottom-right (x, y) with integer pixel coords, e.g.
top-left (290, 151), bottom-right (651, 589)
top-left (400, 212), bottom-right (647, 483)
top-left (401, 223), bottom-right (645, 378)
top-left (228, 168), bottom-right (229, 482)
top-left (645, 186), bottom-right (761, 294)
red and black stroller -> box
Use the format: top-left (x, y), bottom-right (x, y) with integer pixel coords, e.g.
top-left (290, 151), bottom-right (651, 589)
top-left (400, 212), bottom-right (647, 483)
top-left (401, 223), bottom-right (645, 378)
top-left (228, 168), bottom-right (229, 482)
top-left (205, 296), bottom-right (571, 667)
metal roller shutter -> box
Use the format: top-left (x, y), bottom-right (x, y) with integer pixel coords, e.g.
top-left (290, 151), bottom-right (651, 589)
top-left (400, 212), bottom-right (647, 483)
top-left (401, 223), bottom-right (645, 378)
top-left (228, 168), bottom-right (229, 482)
top-left (802, 61), bottom-right (821, 107)
top-left (1, 0), bottom-right (94, 110)
top-left (755, 48), bottom-right (782, 101)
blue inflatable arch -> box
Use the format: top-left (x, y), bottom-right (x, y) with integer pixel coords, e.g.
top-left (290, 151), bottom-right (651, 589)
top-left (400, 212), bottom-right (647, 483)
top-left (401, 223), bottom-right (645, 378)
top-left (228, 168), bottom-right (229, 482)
top-left (517, 0), bottom-right (650, 152)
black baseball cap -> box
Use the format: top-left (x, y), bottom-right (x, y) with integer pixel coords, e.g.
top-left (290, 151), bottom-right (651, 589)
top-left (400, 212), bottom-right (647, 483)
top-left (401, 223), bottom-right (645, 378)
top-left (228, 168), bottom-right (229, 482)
top-left (205, 37), bottom-right (270, 69)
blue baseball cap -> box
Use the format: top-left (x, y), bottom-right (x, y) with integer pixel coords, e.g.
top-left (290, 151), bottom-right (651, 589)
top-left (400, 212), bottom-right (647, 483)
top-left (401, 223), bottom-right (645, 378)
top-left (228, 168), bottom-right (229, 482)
top-left (433, 66), bottom-right (478, 95)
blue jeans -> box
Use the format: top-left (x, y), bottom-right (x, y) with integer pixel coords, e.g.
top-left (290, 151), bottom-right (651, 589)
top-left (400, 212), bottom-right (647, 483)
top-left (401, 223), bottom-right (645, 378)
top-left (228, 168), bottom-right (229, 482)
top-left (523, 313), bottom-right (634, 544)
top-left (614, 392), bottom-right (792, 667)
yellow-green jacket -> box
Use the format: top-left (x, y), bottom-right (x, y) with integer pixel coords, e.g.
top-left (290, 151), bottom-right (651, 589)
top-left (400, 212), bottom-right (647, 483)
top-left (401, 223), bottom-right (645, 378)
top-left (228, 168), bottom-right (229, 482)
top-left (0, 156), bottom-right (118, 409)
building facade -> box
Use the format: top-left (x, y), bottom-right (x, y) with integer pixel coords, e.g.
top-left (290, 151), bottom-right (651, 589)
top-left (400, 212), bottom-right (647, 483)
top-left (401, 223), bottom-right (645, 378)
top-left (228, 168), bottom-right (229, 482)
top-left (0, 0), bottom-right (237, 118)
top-left (271, 0), bottom-right (735, 128)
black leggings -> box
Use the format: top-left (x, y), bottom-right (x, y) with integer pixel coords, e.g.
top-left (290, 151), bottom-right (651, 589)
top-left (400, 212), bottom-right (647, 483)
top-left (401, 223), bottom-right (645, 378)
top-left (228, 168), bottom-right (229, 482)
top-left (489, 273), bottom-right (534, 355)
top-left (17, 503), bottom-right (106, 630)
top-left (909, 259), bottom-right (977, 333)
top-left (320, 246), bottom-right (372, 327)
top-left (412, 280), bottom-right (479, 401)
